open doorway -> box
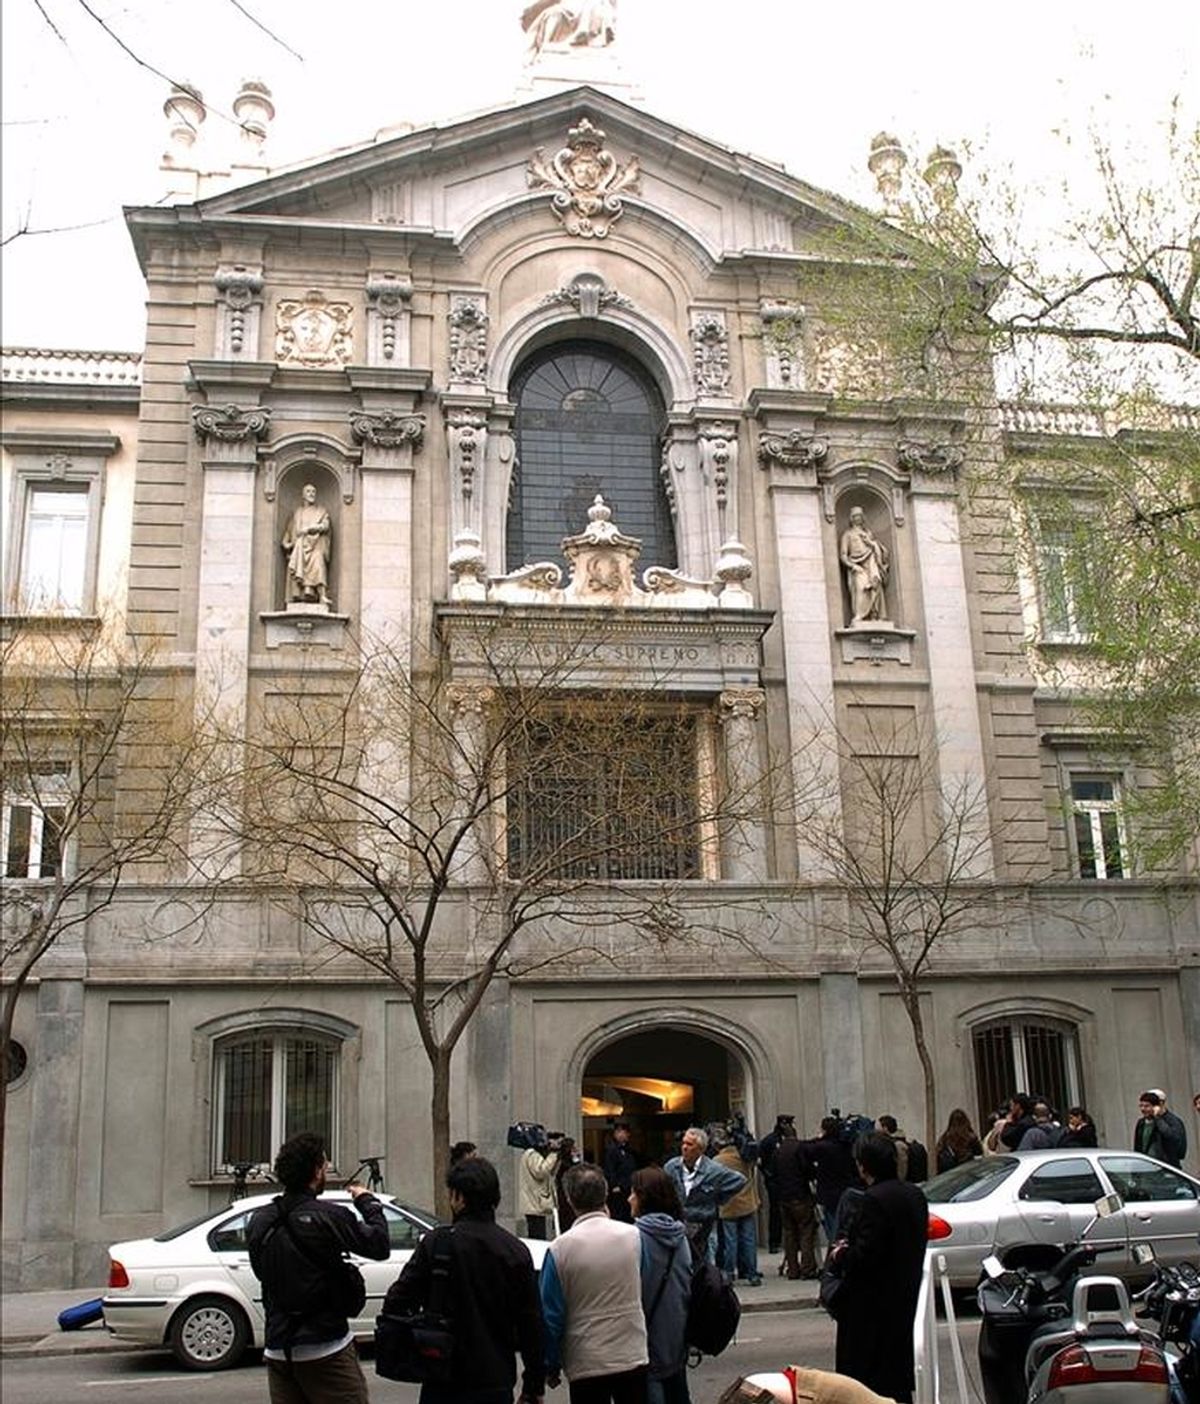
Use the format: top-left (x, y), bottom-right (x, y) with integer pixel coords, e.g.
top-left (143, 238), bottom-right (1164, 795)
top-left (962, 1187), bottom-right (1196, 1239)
top-left (580, 1025), bottom-right (749, 1169)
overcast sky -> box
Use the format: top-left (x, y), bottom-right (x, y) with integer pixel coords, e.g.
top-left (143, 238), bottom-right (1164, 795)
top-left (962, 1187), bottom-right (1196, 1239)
top-left (2, 0), bottom-right (1196, 351)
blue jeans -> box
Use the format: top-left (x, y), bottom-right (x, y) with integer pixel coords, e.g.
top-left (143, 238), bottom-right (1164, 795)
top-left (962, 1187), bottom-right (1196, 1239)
top-left (648, 1372), bottom-right (691, 1404)
top-left (720, 1213), bottom-right (760, 1281)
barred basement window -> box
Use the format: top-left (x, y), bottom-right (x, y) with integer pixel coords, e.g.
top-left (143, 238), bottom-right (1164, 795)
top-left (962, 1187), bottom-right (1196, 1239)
top-left (972, 1017), bottom-right (1082, 1130)
top-left (213, 1031), bottom-right (338, 1174)
top-left (507, 712), bottom-right (702, 880)
top-left (1070, 776), bottom-right (1127, 880)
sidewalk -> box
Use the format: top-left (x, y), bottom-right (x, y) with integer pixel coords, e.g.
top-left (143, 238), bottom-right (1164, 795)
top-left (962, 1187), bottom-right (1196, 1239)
top-left (1, 1273), bottom-right (821, 1359)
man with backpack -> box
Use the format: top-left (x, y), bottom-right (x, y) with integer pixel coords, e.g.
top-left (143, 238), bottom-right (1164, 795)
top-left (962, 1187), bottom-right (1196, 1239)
top-left (875, 1115), bottom-right (928, 1183)
top-left (248, 1131), bottom-right (390, 1404)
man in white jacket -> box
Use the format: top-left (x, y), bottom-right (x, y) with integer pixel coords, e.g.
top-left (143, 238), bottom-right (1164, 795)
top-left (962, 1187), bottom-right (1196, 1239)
top-left (517, 1139), bottom-right (560, 1239)
top-left (541, 1163), bottom-right (649, 1402)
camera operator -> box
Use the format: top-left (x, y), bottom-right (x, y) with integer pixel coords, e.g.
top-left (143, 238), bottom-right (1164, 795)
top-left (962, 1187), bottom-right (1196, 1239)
top-left (714, 1117), bottom-right (763, 1286)
top-left (517, 1130), bottom-right (562, 1239)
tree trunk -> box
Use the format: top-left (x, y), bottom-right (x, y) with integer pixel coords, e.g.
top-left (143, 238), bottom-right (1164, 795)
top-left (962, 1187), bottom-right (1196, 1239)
top-left (902, 987), bottom-right (939, 1153)
top-left (430, 1045), bottom-right (452, 1220)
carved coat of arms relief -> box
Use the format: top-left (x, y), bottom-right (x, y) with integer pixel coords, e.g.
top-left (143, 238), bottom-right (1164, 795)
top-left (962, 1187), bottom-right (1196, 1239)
top-left (527, 118), bottom-right (640, 238)
top-left (276, 290), bottom-right (353, 368)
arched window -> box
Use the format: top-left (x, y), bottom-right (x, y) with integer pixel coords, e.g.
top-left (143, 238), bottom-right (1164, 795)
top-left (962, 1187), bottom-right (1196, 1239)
top-left (212, 1028), bottom-right (339, 1173)
top-left (972, 1016), bottom-right (1083, 1129)
top-left (507, 341), bottom-right (673, 571)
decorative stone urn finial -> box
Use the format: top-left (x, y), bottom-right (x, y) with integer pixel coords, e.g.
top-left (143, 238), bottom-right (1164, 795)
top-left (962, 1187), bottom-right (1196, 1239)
top-left (163, 83), bottom-right (206, 163)
top-left (233, 78), bottom-right (275, 154)
top-left (923, 146), bottom-right (962, 213)
top-left (868, 132), bottom-right (908, 217)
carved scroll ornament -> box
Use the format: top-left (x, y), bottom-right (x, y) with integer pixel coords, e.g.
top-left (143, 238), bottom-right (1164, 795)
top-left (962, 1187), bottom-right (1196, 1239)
top-left (527, 118), bottom-right (640, 239)
top-left (192, 403), bottom-right (271, 444)
top-left (349, 411), bottom-right (425, 450)
top-left (757, 431), bottom-right (829, 469)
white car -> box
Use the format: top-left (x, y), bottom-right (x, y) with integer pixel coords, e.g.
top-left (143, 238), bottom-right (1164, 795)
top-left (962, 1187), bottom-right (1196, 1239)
top-left (103, 1191), bottom-right (549, 1370)
top-left (924, 1148), bottom-right (1200, 1287)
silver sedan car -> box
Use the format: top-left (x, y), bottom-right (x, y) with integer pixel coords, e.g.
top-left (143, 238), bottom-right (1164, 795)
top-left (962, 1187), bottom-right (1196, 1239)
top-left (923, 1148), bottom-right (1200, 1287)
top-left (103, 1191), bottom-right (549, 1370)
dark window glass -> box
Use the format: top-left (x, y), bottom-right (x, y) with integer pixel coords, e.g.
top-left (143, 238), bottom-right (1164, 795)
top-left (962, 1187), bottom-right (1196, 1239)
top-left (208, 1211), bottom-right (252, 1252)
top-left (507, 343), bottom-right (672, 572)
top-left (383, 1207), bottom-right (422, 1250)
top-left (1020, 1159), bottom-right (1104, 1205)
top-left (221, 1037), bottom-right (273, 1168)
top-left (284, 1037), bottom-right (336, 1145)
top-left (924, 1157), bottom-right (1019, 1204)
top-left (1074, 811), bottom-right (1098, 879)
top-left (5, 806), bottom-right (32, 878)
top-left (973, 1023), bottom-right (1017, 1130)
top-left (1022, 1025), bottom-right (1071, 1118)
top-left (1100, 1157), bottom-right (1198, 1204)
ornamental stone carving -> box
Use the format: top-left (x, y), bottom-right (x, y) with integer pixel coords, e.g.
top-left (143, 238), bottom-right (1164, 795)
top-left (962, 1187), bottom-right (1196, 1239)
top-left (448, 295), bottom-right (489, 384)
top-left (840, 505), bottom-right (891, 625)
top-left (192, 403), bottom-right (271, 444)
top-left (812, 330), bottom-right (887, 397)
top-left (365, 271), bottom-right (413, 365)
top-left (445, 682), bottom-right (496, 717)
top-left (540, 271), bottom-right (633, 317)
top-left (349, 411), bottom-right (425, 450)
top-left (447, 408), bottom-right (487, 506)
top-left (276, 290), bottom-right (353, 368)
top-left (759, 299), bottom-right (805, 389)
top-left (718, 687), bottom-right (766, 723)
top-left (897, 439), bottom-right (965, 475)
top-left (756, 430), bottom-right (829, 469)
top-left (214, 263), bottom-right (264, 359)
top-left (699, 421), bottom-right (738, 536)
top-left (526, 118), bottom-right (640, 239)
top-left (523, 0), bottom-right (616, 60)
top-left (690, 311), bottom-right (731, 398)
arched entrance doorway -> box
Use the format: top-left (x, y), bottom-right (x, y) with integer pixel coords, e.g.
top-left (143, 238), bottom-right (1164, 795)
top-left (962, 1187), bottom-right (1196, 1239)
top-left (580, 1025), bottom-right (752, 1169)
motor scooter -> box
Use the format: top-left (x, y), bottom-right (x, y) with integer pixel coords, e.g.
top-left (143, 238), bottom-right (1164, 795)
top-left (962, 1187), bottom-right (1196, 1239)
top-left (1134, 1243), bottom-right (1200, 1403)
top-left (977, 1193), bottom-right (1171, 1404)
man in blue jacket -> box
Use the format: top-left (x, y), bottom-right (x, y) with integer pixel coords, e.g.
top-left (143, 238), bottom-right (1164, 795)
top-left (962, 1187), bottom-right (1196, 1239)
top-left (663, 1126), bottom-right (745, 1265)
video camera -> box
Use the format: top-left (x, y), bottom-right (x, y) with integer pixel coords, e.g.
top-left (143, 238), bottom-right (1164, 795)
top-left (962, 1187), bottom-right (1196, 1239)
top-left (506, 1121), bottom-right (565, 1152)
top-left (725, 1112), bottom-right (760, 1163)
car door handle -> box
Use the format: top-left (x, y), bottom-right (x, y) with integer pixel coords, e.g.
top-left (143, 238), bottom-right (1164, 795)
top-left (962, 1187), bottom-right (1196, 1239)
top-left (1133, 1212), bottom-right (1153, 1221)
top-left (1037, 1214), bottom-right (1057, 1222)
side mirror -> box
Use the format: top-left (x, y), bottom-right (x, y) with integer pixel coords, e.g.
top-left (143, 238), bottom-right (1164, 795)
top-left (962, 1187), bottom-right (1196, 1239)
top-left (1093, 1193), bottom-right (1123, 1218)
top-left (1132, 1243), bottom-right (1157, 1266)
top-left (982, 1255), bottom-right (1006, 1280)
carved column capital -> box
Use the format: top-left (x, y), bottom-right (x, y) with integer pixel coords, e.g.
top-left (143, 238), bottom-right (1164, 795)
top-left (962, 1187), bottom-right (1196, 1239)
top-left (757, 431), bottom-right (829, 469)
top-left (192, 403), bottom-right (271, 445)
top-left (897, 439), bottom-right (964, 475)
top-left (445, 683), bottom-right (496, 717)
top-left (718, 687), bottom-right (766, 723)
top-left (350, 410), bottom-right (425, 450)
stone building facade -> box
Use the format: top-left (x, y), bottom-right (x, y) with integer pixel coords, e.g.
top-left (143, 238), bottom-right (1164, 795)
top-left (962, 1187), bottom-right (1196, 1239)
top-left (2, 68), bottom-right (1196, 1288)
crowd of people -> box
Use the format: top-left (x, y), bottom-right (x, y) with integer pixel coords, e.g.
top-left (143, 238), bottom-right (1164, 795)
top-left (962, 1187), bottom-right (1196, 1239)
top-left (246, 1085), bottom-right (1194, 1404)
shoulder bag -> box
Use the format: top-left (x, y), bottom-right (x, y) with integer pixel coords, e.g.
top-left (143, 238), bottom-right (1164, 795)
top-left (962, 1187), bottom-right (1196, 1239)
top-left (375, 1226), bottom-right (456, 1382)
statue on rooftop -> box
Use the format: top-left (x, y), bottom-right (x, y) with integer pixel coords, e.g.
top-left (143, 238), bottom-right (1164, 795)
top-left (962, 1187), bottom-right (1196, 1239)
top-left (522, 0), bottom-right (616, 60)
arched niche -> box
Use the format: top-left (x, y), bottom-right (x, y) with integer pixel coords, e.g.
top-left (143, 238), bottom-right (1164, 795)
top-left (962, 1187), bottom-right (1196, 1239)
top-left (274, 463), bottom-right (341, 610)
top-left (835, 486), bottom-right (897, 628)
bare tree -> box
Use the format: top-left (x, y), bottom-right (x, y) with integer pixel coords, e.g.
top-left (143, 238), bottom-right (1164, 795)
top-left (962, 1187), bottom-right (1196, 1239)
top-left (799, 707), bottom-right (1008, 1151)
top-left (0, 618), bottom-right (207, 1201)
top-left (220, 616), bottom-right (781, 1214)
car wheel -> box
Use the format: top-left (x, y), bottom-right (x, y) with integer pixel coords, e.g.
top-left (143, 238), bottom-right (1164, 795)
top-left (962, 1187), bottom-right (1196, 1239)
top-left (168, 1295), bottom-right (250, 1370)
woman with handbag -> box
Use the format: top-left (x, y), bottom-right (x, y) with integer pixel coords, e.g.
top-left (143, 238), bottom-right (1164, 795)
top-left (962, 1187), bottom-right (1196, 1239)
top-left (630, 1167), bottom-right (693, 1404)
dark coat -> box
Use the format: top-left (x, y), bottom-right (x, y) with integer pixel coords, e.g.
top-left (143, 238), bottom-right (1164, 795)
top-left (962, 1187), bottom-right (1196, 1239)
top-left (798, 1135), bottom-right (857, 1214)
top-left (383, 1211), bottom-right (545, 1398)
top-left (1134, 1109), bottom-right (1188, 1168)
top-left (772, 1137), bottom-right (814, 1203)
top-left (248, 1190), bottom-right (389, 1351)
top-left (834, 1177), bottom-right (928, 1402)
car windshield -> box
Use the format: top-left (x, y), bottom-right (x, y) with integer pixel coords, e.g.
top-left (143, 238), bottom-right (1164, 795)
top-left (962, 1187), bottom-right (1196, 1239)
top-left (924, 1156), bottom-right (1018, 1204)
top-left (154, 1210), bottom-right (225, 1242)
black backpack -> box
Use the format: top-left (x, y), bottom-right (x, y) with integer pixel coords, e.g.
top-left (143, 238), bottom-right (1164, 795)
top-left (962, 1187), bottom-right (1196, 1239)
top-left (686, 1261), bottom-right (740, 1356)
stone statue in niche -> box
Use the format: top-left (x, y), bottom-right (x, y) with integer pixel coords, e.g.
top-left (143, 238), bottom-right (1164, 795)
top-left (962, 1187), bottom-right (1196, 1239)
top-left (282, 483), bottom-right (332, 606)
top-left (522, 0), bottom-right (616, 58)
top-left (840, 505), bottom-right (890, 624)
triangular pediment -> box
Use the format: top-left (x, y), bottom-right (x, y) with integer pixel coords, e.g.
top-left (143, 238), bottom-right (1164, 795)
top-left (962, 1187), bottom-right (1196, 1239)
top-left (183, 87), bottom-right (913, 266)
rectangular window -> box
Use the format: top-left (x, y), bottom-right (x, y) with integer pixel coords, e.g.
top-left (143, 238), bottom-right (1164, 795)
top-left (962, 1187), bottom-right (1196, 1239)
top-left (2, 767), bottom-right (70, 879)
top-left (1036, 521), bottom-right (1094, 642)
top-left (214, 1032), bottom-right (338, 1173)
top-left (1070, 776), bottom-right (1127, 879)
top-left (20, 486), bottom-right (89, 614)
top-left (507, 712), bottom-right (701, 880)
